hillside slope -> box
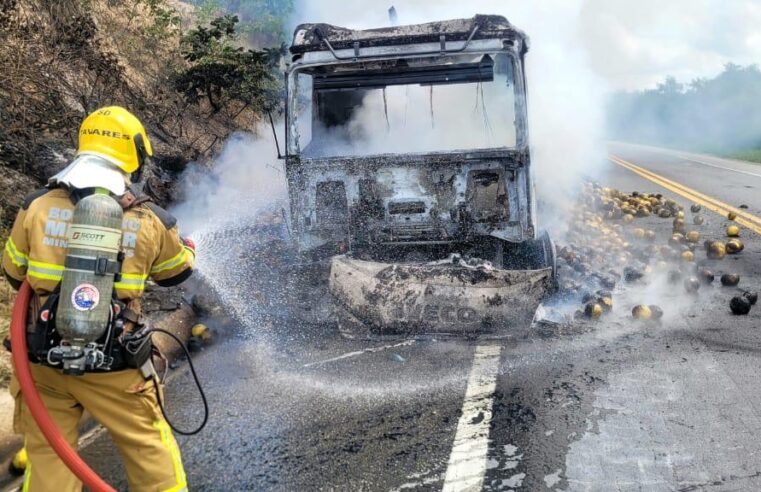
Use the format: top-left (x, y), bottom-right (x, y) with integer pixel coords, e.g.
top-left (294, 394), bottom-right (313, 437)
top-left (0, 0), bottom-right (277, 384)
top-left (0, 0), bottom-right (269, 214)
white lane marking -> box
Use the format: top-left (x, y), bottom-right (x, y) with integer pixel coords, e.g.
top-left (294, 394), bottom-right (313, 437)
top-left (609, 141), bottom-right (761, 179)
top-left (442, 344), bottom-right (503, 492)
top-left (544, 469), bottom-right (562, 488)
top-left (677, 154), bottom-right (761, 179)
top-left (392, 469), bottom-right (443, 491)
top-left (302, 340), bottom-right (415, 368)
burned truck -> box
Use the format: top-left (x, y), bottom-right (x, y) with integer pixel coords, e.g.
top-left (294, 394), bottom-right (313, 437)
top-left (283, 15), bottom-right (556, 337)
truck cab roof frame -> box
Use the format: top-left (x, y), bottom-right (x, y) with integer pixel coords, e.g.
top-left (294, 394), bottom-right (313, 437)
top-left (290, 14), bottom-right (529, 58)
top-left (313, 23), bottom-right (481, 61)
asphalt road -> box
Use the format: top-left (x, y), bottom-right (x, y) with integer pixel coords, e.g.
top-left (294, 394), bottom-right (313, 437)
top-left (69, 144), bottom-right (761, 491)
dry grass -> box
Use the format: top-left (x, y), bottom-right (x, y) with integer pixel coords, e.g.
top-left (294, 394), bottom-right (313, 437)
top-left (0, 0), bottom-right (264, 176)
top-left (0, 278), bottom-right (12, 388)
top-left (0, 224), bottom-right (13, 387)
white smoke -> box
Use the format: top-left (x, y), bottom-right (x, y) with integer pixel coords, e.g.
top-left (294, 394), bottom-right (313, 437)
top-left (170, 1), bottom-right (759, 240)
top-left (301, 66), bottom-right (518, 158)
top-left (170, 131), bottom-right (287, 236)
top-left (296, 1), bottom-right (761, 91)
top-left (291, 1), bottom-right (608, 234)
top-left (172, 2), bottom-right (609, 242)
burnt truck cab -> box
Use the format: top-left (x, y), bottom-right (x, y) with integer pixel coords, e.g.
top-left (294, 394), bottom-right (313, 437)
top-left (284, 15), bottom-right (556, 337)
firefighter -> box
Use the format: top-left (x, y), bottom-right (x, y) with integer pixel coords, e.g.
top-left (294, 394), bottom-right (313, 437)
top-left (2, 107), bottom-right (195, 491)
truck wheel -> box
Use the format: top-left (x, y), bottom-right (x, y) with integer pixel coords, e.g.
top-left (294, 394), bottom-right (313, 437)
top-left (334, 303), bottom-right (373, 339)
top-left (501, 231), bottom-right (558, 292)
top-left (282, 262), bottom-right (336, 326)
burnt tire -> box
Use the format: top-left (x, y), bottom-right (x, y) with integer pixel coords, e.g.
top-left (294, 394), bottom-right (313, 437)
top-left (334, 302), bottom-right (373, 339)
top-left (281, 261), bottom-right (336, 327)
top-left (502, 230), bottom-right (558, 292)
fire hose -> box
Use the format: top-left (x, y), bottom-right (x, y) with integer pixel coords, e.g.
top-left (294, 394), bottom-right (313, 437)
top-left (10, 281), bottom-right (115, 492)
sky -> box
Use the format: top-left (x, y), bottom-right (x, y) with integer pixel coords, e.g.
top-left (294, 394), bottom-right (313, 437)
top-left (292, 0), bottom-right (761, 91)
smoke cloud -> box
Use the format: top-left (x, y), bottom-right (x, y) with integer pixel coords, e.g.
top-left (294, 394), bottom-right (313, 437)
top-left (301, 65), bottom-right (518, 158)
top-left (171, 2), bottom-right (761, 245)
top-left (170, 131), bottom-right (287, 236)
top-left (293, 0), bottom-right (759, 92)
top-left (291, 1), bottom-right (608, 233)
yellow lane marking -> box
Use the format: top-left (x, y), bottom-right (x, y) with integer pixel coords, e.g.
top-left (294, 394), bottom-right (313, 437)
top-left (611, 155), bottom-right (761, 225)
top-left (609, 155), bottom-right (761, 236)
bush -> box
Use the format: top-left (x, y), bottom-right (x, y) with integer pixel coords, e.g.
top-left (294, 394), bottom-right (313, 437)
top-left (189, 0), bottom-right (295, 45)
top-left (608, 64), bottom-right (761, 153)
top-left (175, 15), bottom-right (286, 115)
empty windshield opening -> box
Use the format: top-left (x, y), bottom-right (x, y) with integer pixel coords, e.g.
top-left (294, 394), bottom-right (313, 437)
top-left (290, 52), bottom-right (520, 158)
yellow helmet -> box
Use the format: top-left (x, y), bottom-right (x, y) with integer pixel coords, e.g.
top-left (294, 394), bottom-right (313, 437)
top-left (77, 106), bottom-right (153, 174)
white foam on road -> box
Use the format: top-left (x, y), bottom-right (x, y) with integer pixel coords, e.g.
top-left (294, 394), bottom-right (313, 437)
top-left (544, 469), bottom-right (563, 489)
top-left (442, 344), bottom-right (503, 492)
top-left (392, 469), bottom-right (443, 491)
top-left (564, 346), bottom-right (761, 491)
top-left (500, 472), bottom-right (526, 489)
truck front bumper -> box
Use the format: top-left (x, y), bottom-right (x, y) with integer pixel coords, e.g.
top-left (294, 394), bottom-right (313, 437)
top-left (329, 255), bottom-right (553, 338)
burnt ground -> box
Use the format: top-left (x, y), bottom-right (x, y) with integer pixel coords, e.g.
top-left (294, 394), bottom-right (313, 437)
top-left (33, 144), bottom-right (761, 491)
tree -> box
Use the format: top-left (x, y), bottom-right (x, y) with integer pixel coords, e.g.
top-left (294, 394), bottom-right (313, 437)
top-left (187, 0), bottom-right (295, 46)
top-left (174, 15), bottom-right (286, 115)
top-left (607, 64), bottom-right (761, 152)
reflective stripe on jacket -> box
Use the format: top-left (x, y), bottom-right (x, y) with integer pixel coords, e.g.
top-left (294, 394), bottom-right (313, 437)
top-left (1, 188), bottom-right (193, 300)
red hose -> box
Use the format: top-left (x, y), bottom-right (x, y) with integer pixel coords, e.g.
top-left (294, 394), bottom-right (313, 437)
top-left (10, 281), bottom-right (115, 492)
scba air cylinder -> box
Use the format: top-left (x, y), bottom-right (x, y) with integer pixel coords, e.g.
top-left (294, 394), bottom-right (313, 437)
top-left (56, 191), bottom-right (123, 345)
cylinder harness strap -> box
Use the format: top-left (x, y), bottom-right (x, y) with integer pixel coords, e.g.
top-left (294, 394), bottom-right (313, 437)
top-left (64, 256), bottom-right (122, 278)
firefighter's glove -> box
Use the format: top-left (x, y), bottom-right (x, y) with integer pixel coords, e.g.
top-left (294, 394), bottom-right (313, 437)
top-left (181, 236), bottom-right (196, 253)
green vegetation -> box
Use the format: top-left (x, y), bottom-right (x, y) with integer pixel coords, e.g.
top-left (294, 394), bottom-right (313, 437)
top-left (175, 15), bottom-right (286, 115)
top-left (188, 0), bottom-right (295, 46)
top-left (608, 64), bottom-right (761, 158)
top-left (719, 149), bottom-right (761, 164)
top-left (1, 0), bottom-right (290, 176)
